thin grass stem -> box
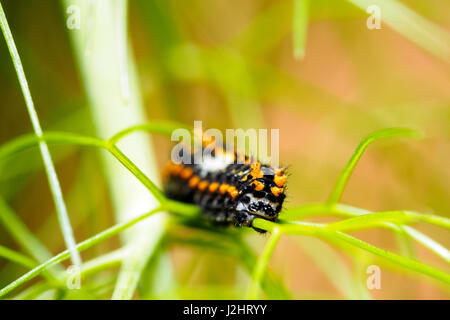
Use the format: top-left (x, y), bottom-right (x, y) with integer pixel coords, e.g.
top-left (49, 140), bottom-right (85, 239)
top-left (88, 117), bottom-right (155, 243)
top-left (327, 128), bottom-right (422, 206)
top-left (0, 3), bottom-right (81, 266)
top-left (247, 227), bottom-right (281, 299)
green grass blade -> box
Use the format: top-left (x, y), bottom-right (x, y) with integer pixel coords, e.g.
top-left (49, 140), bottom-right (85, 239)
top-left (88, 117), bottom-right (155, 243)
top-left (402, 226), bottom-right (450, 264)
top-left (326, 211), bottom-right (411, 231)
top-left (327, 210), bottom-right (450, 231)
top-left (12, 249), bottom-right (124, 300)
top-left (106, 145), bottom-right (166, 203)
top-left (108, 121), bottom-right (191, 145)
top-left (0, 245), bottom-right (37, 270)
top-left (327, 128), bottom-right (422, 205)
top-left (285, 203), bottom-right (449, 263)
top-left (0, 245), bottom-right (61, 291)
top-left (254, 218), bottom-right (450, 285)
top-left (394, 225), bottom-right (416, 260)
top-left (0, 133), bottom-right (104, 161)
top-left (0, 3), bottom-right (81, 266)
top-left (333, 231), bottom-right (450, 284)
top-left (0, 130), bottom-right (167, 203)
top-left (11, 282), bottom-right (50, 300)
top-left (0, 197), bottom-right (63, 273)
top-left (247, 227), bottom-right (281, 299)
top-left (0, 206), bottom-right (163, 298)
top-left (329, 205), bottom-right (450, 263)
top-left (293, 0), bottom-right (309, 59)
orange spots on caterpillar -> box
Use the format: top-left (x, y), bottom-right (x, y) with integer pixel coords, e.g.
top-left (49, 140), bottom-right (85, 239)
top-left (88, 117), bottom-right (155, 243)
top-left (271, 186), bottom-right (284, 197)
top-left (252, 180), bottom-right (265, 191)
top-left (274, 175), bottom-right (287, 187)
top-left (219, 184), bottom-right (229, 194)
top-left (198, 180), bottom-right (209, 191)
top-left (227, 186), bottom-right (238, 199)
top-left (170, 163), bottom-right (183, 175)
top-left (250, 162), bottom-right (264, 179)
top-left (209, 182), bottom-right (219, 193)
top-left (188, 176), bottom-right (200, 188)
top-left (181, 167), bottom-right (193, 180)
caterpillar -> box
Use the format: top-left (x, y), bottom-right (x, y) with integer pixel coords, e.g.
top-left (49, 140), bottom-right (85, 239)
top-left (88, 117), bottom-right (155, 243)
top-left (162, 132), bottom-right (287, 232)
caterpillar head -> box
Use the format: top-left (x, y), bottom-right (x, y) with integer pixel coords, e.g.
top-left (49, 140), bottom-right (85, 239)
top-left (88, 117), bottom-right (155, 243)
top-left (233, 162), bottom-right (287, 229)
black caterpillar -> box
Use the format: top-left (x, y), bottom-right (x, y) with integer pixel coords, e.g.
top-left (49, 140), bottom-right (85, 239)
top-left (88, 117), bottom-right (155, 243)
top-left (162, 135), bottom-right (287, 232)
